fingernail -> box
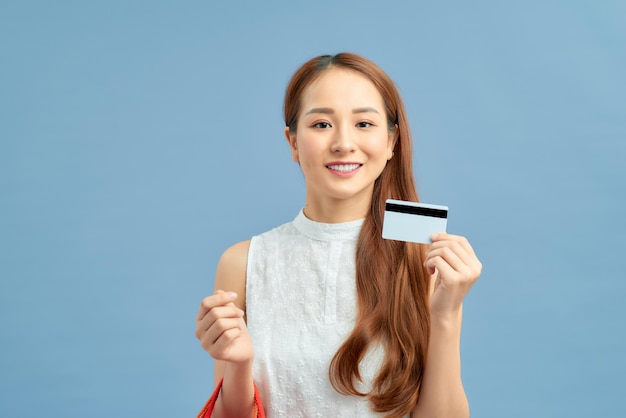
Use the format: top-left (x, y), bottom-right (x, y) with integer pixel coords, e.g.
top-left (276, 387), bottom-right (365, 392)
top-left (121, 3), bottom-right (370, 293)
top-left (227, 292), bottom-right (237, 300)
top-left (431, 233), bottom-right (438, 240)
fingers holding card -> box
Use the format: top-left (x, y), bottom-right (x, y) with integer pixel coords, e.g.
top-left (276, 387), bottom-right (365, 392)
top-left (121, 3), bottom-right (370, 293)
top-left (426, 233), bottom-right (482, 316)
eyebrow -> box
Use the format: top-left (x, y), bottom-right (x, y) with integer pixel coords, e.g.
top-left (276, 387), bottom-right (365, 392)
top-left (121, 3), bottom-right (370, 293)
top-left (304, 107), bottom-right (381, 116)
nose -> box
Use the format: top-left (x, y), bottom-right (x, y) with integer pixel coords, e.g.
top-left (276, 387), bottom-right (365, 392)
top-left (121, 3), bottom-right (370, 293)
top-left (331, 124), bottom-right (356, 153)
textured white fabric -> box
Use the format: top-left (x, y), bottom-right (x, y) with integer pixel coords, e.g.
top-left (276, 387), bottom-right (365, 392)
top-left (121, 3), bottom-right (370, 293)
top-left (246, 210), bottom-right (408, 417)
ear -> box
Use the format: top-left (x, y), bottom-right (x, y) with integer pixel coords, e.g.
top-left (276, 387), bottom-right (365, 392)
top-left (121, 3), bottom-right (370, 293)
top-left (387, 124), bottom-right (399, 160)
top-left (284, 126), bottom-right (299, 163)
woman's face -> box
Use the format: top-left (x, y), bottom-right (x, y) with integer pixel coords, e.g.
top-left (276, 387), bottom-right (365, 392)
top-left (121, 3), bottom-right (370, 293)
top-left (285, 68), bottom-right (396, 211)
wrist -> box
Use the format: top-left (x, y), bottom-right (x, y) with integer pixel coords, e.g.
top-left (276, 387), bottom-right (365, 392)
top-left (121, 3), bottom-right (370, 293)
top-left (224, 357), bottom-right (254, 377)
top-left (219, 359), bottom-right (255, 416)
top-left (430, 307), bottom-right (463, 331)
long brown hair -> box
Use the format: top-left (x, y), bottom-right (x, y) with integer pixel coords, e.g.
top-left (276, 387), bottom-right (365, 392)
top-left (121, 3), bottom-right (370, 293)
top-left (283, 53), bottom-right (430, 417)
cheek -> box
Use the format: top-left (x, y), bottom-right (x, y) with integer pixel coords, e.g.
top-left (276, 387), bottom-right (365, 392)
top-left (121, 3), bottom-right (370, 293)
top-left (294, 137), bottom-right (320, 163)
top-left (363, 134), bottom-right (393, 157)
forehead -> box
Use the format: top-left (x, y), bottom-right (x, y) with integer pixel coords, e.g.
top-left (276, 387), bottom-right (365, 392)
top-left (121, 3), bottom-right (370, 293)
top-left (300, 68), bottom-right (385, 111)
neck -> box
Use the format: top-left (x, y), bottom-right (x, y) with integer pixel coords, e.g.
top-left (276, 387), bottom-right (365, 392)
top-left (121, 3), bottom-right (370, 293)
top-left (302, 193), bottom-right (372, 223)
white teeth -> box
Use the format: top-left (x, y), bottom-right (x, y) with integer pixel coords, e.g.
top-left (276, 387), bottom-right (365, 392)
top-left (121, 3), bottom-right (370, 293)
top-left (327, 164), bottom-right (361, 172)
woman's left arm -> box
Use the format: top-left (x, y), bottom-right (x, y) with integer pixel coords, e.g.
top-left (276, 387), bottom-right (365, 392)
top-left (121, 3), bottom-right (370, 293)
top-left (412, 233), bottom-right (482, 418)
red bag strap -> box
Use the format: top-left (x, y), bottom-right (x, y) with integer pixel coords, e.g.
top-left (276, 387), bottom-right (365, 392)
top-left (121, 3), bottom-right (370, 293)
top-left (197, 378), bottom-right (265, 418)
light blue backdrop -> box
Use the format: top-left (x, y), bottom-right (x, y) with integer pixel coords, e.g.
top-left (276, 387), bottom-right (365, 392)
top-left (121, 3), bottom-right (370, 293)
top-left (1, 1), bottom-right (624, 417)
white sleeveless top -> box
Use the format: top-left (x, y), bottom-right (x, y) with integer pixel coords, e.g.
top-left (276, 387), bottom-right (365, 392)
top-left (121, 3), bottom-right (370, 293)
top-left (246, 211), bottom-right (408, 417)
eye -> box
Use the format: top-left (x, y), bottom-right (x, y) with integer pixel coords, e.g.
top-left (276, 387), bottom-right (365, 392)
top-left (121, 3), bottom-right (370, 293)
top-left (356, 121), bottom-right (374, 128)
top-left (312, 121), bottom-right (331, 129)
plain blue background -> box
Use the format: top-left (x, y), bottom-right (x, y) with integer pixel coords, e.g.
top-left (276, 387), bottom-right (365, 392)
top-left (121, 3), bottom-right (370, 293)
top-left (1, 1), bottom-right (624, 417)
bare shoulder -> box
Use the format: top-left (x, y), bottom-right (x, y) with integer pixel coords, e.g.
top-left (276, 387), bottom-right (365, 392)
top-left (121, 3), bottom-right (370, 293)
top-left (214, 240), bottom-right (250, 312)
top-left (216, 240), bottom-right (250, 277)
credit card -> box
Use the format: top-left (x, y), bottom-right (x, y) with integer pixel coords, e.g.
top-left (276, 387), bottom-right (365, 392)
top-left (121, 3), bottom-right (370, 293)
top-left (382, 199), bottom-right (448, 244)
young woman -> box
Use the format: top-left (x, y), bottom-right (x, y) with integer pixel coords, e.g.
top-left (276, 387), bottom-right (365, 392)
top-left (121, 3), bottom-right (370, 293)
top-left (195, 53), bottom-right (482, 418)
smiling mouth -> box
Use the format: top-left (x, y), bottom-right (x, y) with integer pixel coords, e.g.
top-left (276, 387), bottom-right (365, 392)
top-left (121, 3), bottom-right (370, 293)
top-left (326, 163), bottom-right (362, 172)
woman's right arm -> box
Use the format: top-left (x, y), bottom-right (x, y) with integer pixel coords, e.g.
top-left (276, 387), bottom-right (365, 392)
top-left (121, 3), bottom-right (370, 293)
top-left (195, 240), bottom-right (255, 418)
